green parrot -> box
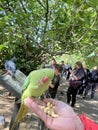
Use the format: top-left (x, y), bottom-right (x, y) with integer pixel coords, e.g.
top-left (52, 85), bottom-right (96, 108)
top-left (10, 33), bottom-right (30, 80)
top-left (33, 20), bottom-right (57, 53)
top-left (11, 68), bottom-right (54, 130)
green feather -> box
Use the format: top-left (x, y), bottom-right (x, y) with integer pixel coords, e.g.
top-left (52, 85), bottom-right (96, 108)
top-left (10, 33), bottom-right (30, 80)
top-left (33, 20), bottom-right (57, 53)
top-left (11, 68), bottom-right (54, 130)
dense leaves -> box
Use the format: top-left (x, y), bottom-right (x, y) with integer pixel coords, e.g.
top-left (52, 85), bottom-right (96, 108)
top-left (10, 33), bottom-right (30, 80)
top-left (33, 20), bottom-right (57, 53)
top-left (0, 0), bottom-right (98, 73)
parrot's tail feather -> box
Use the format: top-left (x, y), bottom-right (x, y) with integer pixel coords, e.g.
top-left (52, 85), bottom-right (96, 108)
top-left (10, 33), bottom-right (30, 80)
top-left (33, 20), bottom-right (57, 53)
top-left (11, 104), bottom-right (27, 130)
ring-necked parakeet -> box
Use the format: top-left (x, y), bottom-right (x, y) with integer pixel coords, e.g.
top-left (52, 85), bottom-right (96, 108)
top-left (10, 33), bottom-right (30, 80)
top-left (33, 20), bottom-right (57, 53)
top-left (11, 68), bottom-right (54, 130)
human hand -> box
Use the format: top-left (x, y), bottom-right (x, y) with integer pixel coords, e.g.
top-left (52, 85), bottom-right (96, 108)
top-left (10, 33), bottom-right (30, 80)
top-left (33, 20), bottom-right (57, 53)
top-left (24, 98), bottom-right (83, 130)
top-left (69, 69), bottom-right (73, 74)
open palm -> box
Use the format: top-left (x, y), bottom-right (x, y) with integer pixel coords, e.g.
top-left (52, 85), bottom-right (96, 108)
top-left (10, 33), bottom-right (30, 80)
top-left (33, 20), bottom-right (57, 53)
top-left (24, 98), bottom-right (83, 130)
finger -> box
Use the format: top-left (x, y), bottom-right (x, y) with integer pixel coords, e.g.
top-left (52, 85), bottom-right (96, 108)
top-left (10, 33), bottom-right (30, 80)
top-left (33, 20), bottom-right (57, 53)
top-left (24, 98), bottom-right (52, 122)
top-left (24, 97), bottom-right (46, 106)
top-left (24, 97), bottom-right (36, 105)
top-left (36, 99), bottom-right (46, 106)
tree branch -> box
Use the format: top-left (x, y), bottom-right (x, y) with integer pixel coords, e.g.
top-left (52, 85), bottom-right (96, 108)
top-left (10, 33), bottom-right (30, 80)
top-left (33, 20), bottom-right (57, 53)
top-left (0, 3), bottom-right (13, 12)
top-left (77, 0), bottom-right (86, 12)
top-left (50, 51), bottom-right (69, 56)
top-left (19, 0), bottom-right (27, 13)
top-left (43, 0), bottom-right (49, 33)
top-left (36, 0), bottom-right (46, 9)
top-left (73, 17), bottom-right (97, 44)
top-left (35, 0), bottom-right (49, 48)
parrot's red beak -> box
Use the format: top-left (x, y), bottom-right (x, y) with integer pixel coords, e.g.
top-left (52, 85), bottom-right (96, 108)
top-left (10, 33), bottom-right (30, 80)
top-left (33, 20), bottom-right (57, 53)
top-left (42, 76), bottom-right (49, 83)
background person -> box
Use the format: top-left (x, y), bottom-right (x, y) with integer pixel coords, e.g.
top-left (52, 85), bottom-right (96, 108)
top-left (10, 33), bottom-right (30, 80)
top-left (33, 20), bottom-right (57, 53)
top-left (83, 66), bottom-right (98, 99)
top-left (67, 61), bottom-right (85, 107)
top-left (60, 61), bottom-right (65, 76)
top-left (46, 64), bottom-right (62, 98)
top-left (78, 66), bottom-right (91, 96)
top-left (49, 58), bottom-right (57, 70)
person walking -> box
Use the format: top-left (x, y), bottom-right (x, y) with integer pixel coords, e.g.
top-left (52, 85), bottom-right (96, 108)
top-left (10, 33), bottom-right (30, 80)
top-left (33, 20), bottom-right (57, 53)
top-left (67, 61), bottom-right (85, 107)
top-left (46, 64), bottom-right (62, 98)
top-left (83, 66), bottom-right (98, 99)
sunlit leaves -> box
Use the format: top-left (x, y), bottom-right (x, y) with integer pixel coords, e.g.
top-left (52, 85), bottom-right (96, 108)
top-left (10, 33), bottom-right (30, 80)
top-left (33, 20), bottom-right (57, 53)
top-left (0, 0), bottom-right (98, 72)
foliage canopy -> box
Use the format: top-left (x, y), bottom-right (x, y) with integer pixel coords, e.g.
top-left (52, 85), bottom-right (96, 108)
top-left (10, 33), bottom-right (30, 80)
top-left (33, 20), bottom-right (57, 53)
top-left (0, 0), bottom-right (98, 73)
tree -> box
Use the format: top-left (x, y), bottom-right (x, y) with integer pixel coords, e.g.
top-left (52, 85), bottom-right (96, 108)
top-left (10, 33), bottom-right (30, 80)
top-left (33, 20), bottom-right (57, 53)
top-left (0, 0), bottom-right (98, 73)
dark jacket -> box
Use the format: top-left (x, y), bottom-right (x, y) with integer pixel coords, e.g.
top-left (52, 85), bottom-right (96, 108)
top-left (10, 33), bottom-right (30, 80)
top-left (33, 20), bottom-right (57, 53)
top-left (91, 69), bottom-right (98, 83)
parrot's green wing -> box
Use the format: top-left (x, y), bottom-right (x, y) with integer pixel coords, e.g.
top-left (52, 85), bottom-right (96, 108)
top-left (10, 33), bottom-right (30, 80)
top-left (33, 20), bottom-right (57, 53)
top-left (22, 71), bottom-right (37, 91)
top-left (22, 74), bottom-right (31, 91)
top-left (11, 104), bottom-right (27, 130)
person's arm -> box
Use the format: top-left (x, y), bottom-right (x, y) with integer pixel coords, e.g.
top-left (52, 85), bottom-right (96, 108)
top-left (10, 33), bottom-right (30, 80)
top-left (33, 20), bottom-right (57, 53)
top-left (49, 83), bottom-right (54, 88)
top-left (77, 70), bottom-right (85, 81)
top-left (49, 75), bottom-right (60, 88)
top-left (69, 69), bottom-right (78, 80)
